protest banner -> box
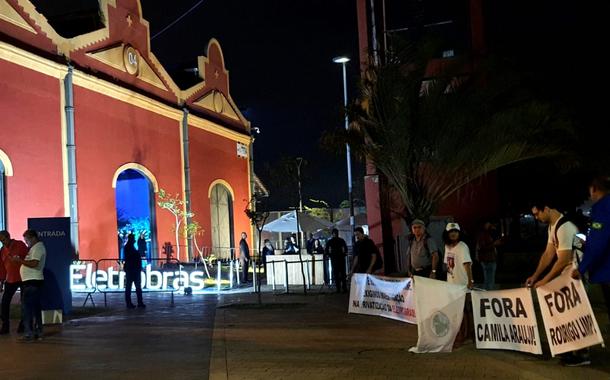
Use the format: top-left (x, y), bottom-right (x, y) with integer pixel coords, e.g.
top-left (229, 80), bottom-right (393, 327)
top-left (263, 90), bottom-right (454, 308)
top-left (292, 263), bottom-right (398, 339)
top-left (348, 274), bottom-right (416, 324)
top-left (536, 272), bottom-right (604, 356)
top-left (472, 288), bottom-right (542, 354)
top-left (408, 276), bottom-right (466, 353)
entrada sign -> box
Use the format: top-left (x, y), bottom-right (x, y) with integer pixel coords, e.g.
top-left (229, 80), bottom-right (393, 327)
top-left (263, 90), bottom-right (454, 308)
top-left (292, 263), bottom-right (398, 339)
top-left (70, 264), bottom-right (208, 291)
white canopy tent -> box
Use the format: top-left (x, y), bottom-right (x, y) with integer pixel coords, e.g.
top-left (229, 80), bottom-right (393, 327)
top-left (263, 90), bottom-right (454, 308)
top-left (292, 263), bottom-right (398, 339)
top-left (262, 210), bottom-right (332, 234)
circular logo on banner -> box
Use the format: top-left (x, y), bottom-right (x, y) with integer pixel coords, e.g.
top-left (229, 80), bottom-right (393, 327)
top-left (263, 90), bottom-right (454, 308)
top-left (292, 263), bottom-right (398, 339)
top-left (123, 45), bottom-right (139, 75)
top-left (431, 311), bottom-right (450, 337)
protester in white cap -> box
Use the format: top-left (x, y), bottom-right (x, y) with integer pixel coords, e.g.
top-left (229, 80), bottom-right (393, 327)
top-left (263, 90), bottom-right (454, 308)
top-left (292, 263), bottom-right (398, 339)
top-left (443, 221), bottom-right (474, 348)
top-left (442, 222), bottom-right (473, 288)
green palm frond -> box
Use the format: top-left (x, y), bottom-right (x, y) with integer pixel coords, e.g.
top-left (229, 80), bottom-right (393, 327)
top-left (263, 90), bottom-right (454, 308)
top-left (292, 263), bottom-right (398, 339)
top-left (347, 39), bottom-right (574, 221)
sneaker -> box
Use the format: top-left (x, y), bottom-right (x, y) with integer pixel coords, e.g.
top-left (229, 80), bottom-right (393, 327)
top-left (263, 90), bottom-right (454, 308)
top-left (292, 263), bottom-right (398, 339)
top-left (17, 336), bottom-right (34, 343)
top-left (126, 304), bottom-right (136, 309)
top-left (137, 304), bottom-right (146, 309)
top-left (561, 355), bottom-right (591, 367)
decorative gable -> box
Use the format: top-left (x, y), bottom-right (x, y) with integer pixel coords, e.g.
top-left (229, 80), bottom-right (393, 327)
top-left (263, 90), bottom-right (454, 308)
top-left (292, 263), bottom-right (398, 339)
top-left (184, 39), bottom-right (249, 129)
top-left (86, 44), bottom-right (168, 91)
top-left (0, 0), bottom-right (35, 33)
top-left (193, 90), bottom-right (240, 121)
top-left (0, 0), bottom-right (250, 132)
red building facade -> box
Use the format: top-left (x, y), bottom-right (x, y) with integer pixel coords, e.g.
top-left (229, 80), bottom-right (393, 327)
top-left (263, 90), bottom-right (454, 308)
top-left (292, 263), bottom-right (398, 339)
top-left (0, 0), bottom-right (252, 261)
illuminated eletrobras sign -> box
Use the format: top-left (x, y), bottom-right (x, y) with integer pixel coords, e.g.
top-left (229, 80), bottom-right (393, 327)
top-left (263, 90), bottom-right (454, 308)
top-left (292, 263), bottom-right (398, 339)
top-left (70, 264), bottom-right (207, 291)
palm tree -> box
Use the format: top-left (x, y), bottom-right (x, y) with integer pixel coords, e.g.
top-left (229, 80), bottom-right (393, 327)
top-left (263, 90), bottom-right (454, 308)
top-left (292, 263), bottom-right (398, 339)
top-left (342, 40), bottom-right (573, 222)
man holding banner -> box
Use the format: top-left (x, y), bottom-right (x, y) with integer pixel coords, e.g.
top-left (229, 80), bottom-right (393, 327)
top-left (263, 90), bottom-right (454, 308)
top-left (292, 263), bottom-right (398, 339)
top-left (525, 202), bottom-right (577, 290)
top-left (526, 200), bottom-right (591, 366)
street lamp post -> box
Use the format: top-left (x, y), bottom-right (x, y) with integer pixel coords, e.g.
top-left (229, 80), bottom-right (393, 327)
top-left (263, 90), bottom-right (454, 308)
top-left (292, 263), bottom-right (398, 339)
top-left (332, 56), bottom-right (355, 242)
top-left (295, 157), bottom-right (307, 293)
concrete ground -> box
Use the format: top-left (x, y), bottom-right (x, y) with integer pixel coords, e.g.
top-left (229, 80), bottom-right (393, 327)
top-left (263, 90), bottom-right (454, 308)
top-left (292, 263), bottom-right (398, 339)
top-left (1, 285), bottom-right (609, 380)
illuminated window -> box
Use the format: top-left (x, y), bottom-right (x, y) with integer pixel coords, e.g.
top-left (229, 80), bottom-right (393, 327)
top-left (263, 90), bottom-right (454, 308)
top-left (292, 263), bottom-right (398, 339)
top-left (210, 184), bottom-right (234, 259)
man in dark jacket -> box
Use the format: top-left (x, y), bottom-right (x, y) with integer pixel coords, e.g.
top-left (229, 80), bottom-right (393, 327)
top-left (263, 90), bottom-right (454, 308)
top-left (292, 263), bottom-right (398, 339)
top-left (350, 227), bottom-right (382, 275)
top-left (326, 228), bottom-right (348, 292)
top-left (123, 234), bottom-right (145, 309)
top-left (239, 232), bottom-right (250, 283)
top-left (573, 176), bottom-right (610, 320)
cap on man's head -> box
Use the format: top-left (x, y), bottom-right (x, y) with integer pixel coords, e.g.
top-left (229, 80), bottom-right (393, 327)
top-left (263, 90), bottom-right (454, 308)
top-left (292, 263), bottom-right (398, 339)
top-left (445, 222), bottom-right (460, 232)
top-left (411, 219), bottom-right (425, 227)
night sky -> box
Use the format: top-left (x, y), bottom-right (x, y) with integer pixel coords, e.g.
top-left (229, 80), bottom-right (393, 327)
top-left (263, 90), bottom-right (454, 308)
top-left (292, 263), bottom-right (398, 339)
top-left (140, 0), bottom-right (364, 210)
top-left (29, 0), bottom-right (608, 212)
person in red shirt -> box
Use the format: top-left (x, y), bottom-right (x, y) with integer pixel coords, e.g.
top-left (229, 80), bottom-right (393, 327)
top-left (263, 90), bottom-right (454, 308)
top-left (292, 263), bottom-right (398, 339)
top-left (0, 230), bottom-right (28, 334)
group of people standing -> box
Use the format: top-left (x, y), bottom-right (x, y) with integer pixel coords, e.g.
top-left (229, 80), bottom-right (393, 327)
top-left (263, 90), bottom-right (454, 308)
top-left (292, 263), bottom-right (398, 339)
top-left (0, 229), bottom-right (46, 342)
top-left (399, 218), bottom-right (501, 290)
top-left (397, 175), bottom-right (610, 366)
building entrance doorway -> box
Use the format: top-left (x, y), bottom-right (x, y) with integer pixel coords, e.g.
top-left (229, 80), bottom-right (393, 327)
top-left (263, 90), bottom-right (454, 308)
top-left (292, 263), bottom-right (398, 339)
top-left (115, 169), bottom-right (157, 262)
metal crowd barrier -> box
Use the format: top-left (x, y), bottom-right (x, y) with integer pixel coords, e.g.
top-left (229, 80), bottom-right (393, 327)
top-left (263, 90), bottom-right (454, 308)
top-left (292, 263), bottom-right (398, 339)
top-left (71, 256), bottom-right (250, 307)
top-left (265, 255), bottom-right (351, 294)
top-left (94, 258), bottom-right (181, 307)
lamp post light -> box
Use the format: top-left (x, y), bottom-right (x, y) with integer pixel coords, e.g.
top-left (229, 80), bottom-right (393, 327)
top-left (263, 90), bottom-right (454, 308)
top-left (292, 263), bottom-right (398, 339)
top-left (332, 56), bottom-right (355, 242)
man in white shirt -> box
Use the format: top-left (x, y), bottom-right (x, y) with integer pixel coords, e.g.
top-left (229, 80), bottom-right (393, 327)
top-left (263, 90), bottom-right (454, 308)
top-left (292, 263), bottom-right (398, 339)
top-left (13, 229), bottom-right (46, 342)
top-left (524, 201), bottom-right (587, 366)
top-left (525, 203), bottom-right (577, 288)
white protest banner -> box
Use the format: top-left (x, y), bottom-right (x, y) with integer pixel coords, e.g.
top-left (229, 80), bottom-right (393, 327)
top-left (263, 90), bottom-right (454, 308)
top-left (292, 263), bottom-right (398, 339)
top-left (348, 274), bottom-right (416, 323)
top-left (472, 288), bottom-right (542, 354)
top-left (536, 272), bottom-right (604, 356)
top-left (408, 276), bottom-right (466, 353)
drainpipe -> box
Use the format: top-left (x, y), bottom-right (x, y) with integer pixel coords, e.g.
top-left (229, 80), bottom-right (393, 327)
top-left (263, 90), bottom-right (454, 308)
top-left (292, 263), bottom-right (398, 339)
top-left (64, 64), bottom-right (79, 256)
top-left (182, 108), bottom-right (193, 260)
top-left (369, 0), bottom-right (380, 65)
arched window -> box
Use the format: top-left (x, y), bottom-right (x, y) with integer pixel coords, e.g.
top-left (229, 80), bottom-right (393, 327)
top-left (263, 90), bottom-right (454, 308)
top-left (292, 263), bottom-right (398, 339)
top-left (209, 183), bottom-right (234, 259)
top-left (0, 150), bottom-right (14, 231)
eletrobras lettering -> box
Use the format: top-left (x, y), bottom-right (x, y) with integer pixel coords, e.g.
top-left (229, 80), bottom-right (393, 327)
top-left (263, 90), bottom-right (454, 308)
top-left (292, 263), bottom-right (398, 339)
top-left (70, 264), bottom-right (207, 291)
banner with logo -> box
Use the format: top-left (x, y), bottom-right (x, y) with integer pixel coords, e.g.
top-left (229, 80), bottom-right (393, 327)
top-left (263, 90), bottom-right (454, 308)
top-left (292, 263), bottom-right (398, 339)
top-left (536, 272), bottom-right (604, 356)
top-left (408, 276), bottom-right (466, 353)
top-left (28, 217), bottom-right (73, 315)
top-left (472, 288), bottom-right (542, 354)
top-left (348, 274), bottom-right (416, 324)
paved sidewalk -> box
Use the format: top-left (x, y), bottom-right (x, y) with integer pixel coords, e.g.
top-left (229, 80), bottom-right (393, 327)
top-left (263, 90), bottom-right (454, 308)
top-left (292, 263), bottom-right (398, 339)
top-left (0, 292), bottom-right (217, 380)
top-left (210, 288), bottom-right (610, 380)
top-left (0, 286), bottom-right (608, 379)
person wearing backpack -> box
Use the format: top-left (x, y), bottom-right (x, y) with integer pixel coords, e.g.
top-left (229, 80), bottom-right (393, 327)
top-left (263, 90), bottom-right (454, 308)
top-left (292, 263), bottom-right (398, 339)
top-left (525, 202), bottom-right (578, 289)
top-left (525, 200), bottom-right (589, 367)
top-left (401, 219), bottom-right (439, 279)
